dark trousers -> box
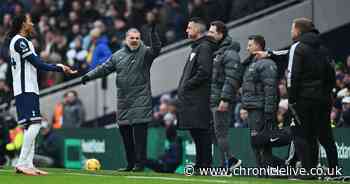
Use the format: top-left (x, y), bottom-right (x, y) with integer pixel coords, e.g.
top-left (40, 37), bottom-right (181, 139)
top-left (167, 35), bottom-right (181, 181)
top-left (119, 123), bottom-right (148, 168)
top-left (292, 99), bottom-right (338, 171)
top-left (212, 108), bottom-right (233, 164)
top-left (189, 128), bottom-right (212, 168)
top-left (247, 109), bottom-right (285, 168)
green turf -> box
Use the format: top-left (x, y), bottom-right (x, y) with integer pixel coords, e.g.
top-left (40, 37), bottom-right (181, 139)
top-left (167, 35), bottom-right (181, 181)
top-left (0, 167), bottom-right (344, 184)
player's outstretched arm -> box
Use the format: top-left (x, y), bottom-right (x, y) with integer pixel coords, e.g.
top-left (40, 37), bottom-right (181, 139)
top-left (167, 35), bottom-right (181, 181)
top-left (56, 63), bottom-right (78, 75)
top-left (26, 54), bottom-right (76, 74)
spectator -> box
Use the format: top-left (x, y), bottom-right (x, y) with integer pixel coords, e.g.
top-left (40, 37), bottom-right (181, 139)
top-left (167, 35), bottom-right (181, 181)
top-left (0, 110), bottom-right (17, 166)
top-left (0, 57), bottom-right (8, 80)
top-left (337, 81), bottom-right (350, 98)
top-left (335, 72), bottom-right (345, 92)
top-left (39, 30), bottom-right (68, 87)
top-left (153, 94), bottom-right (172, 122)
top-left (159, 0), bottom-right (185, 44)
top-left (127, 1), bottom-right (146, 29)
top-left (62, 90), bottom-right (86, 128)
top-left (66, 36), bottom-right (89, 76)
top-left (81, 0), bottom-right (100, 24)
top-left (330, 108), bottom-right (338, 128)
top-left (0, 79), bottom-right (11, 110)
top-left (4, 126), bottom-right (23, 166)
top-left (339, 96), bottom-right (350, 127)
top-left (234, 108), bottom-right (248, 128)
top-left (2, 13), bottom-right (12, 30)
top-left (109, 17), bottom-right (128, 52)
top-left (188, 0), bottom-right (208, 23)
top-left (345, 55), bottom-right (350, 74)
top-left (52, 93), bottom-right (67, 129)
top-left (144, 124), bottom-right (182, 173)
top-left (163, 99), bottom-right (178, 126)
top-left (88, 27), bottom-right (112, 70)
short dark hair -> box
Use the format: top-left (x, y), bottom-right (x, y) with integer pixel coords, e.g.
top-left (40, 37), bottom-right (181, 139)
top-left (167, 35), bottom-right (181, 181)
top-left (248, 35), bottom-right (266, 50)
top-left (210, 21), bottom-right (227, 37)
top-left (189, 17), bottom-right (206, 33)
top-left (293, 17), bottom-right (314, 34)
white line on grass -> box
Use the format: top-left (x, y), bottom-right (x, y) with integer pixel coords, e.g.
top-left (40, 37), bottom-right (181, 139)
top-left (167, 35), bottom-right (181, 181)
top-left (126, 176), bottom-right (229, 183)
top-left (0, 169), bottom-right (113, 177)
top-left (0, 169), bottom-right (242, 184)
top-left (63, 172), bottom-right (115, 177)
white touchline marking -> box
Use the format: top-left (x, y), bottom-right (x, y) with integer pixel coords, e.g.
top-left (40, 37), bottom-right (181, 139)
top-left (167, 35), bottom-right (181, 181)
top-left (0, 169), bottom-right (111, 177)
top-left (126, 176), bottom-right (229, 183)
top-left (0, 169), bottom-right (246, 184)
top-left (64, 172), bottom-right (114, 177)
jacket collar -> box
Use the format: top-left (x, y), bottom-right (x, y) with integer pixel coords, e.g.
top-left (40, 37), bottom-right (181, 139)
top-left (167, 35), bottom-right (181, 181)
top-left (190, 35), bottom-right (216, 49)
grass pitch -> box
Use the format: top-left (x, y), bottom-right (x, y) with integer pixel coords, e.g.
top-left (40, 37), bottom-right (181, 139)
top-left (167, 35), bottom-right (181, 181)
top-left (0, 167), bottom-right (345, 184)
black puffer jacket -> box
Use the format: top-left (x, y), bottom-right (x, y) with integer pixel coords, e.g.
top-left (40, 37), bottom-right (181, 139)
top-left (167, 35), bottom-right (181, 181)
top-left (241, 56), bottom-right (278, 114)
top-left (177, 36), bottom-right (217, 130)
top-left (210, 35), bottom-right (242, 107)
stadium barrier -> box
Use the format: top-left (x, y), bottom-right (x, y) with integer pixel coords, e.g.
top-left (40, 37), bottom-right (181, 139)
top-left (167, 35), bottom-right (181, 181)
top-left (52, 128), bottom-right (350, 175)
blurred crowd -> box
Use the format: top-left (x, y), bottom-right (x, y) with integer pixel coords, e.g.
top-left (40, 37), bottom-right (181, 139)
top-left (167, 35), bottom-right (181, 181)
top-left (330, 55), bottom-right (350, 128)
top-left (0, 0), bottom-right (286, 90)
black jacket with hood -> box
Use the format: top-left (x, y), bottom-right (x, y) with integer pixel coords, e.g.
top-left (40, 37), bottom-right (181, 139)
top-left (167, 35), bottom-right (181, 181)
top-left (177, 36), bottom-right (217, 129)
top-left (287, 30), bottom-right (335, 104)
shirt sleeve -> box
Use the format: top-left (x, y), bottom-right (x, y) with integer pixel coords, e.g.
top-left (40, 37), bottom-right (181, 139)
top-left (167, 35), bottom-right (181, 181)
top-left (26, 54), bottom-right (63, 72)
top-left (14, 38), bottom-right (33, 59)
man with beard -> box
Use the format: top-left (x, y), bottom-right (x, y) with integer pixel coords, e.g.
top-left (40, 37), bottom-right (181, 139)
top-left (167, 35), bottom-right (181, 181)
top-left (207, 21), bottom-right (242, 169)
top-left (82, 24), bottom-right (161, 172)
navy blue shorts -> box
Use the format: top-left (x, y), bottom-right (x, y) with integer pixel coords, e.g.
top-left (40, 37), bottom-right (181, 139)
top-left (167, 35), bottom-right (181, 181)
top-left (15, 92), bottom-right (41, 125)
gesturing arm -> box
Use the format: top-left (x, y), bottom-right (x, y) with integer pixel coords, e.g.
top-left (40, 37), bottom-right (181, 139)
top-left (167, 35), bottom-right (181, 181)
top-left (145, 25), bottom-right (162, 66)
top-left (82, 55), bottom-right (116, 84)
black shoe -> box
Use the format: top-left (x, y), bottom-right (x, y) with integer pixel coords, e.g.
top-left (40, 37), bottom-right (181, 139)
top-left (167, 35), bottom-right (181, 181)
top-left (132, 166), bottom-right (144, 172)
top-left (117, 166), bottom-right (133, 172)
